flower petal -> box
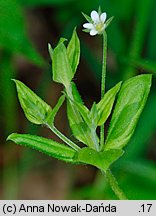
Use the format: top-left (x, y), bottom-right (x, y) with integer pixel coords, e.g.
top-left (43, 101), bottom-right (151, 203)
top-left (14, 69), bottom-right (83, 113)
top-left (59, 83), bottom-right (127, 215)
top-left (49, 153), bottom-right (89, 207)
top-left (100, 12), bottom-right (107, 23)
top-left (91, 10), bottom-right (100, 23)
top-left (83, 23), bottom-right (94, 29)
top-left (90, 29), bottom-right (98, 36)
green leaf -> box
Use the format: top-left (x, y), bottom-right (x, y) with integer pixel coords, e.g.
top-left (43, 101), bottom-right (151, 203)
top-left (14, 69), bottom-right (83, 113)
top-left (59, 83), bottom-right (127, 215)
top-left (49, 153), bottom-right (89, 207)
top-left (105, 74), bottom-right (152, 150)
top-left (67, 28), bottom-right (80, 75)
top-left (65, 91), bottom-right (90, 126)
top-left (70, 82), bottom-right (84, 104)
top-left (67, 101), bottom-right (99, 150)
top-left (89, 102), bottom-right (98, 126)
top-left (96, 82), bottom-right (122, 126)
top-left (78, 147), bottom-right (124, 172)
top-left (79, 105), bottom-right (90, 125)
top-left (66, 83), bottom-right (99, 150)
top-left (13, 79), bottom-right (52, 125)
top-left (58, 37), bottom-right (68, 44)
top-left (52, 42), bottom-right (73, 88)
top-left (67, 84), bottom-right (99, 127)
top-left (7, 133), bottom-right (78, 163)
top-left (46, 95), bottom-right (65, 125)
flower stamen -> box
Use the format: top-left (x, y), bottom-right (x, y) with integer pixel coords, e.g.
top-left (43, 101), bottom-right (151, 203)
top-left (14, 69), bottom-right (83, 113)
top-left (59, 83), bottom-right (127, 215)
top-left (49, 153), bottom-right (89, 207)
top-left (83, 10), bottom-right (107, 36)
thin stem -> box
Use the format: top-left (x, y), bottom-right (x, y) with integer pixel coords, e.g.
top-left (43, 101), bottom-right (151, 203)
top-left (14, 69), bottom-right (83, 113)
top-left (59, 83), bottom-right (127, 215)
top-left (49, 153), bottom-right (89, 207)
top-left (47, 124), bottom-right (80, 151)
top-left (105, 169), bottom-right (128, 200)
top-left (100, 31), bottom-right (107, 150)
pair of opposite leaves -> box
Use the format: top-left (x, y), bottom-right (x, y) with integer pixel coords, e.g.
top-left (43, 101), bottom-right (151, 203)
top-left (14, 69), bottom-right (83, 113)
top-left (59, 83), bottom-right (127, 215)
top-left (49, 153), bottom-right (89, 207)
top-left (7, 29), bottom-right (152, 172)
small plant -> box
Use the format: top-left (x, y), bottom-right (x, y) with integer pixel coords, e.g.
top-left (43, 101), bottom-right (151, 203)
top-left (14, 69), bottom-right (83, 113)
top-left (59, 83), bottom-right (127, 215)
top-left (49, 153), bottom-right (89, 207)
top-left (7, 8), bottom-right (152, 199)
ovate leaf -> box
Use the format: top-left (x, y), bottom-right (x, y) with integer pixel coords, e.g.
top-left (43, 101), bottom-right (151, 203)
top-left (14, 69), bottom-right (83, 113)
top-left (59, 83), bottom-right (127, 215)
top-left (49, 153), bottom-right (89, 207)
top-left (13, 79), bottom-right (52, 125)
top-left (96, 82), bottom-right (122, 126)
top-left (7, 133), bottom-right (78, 163)
top-left (78, 147), bottom-right (124, 171)
top-left (52, 42), bottom-right (73, 88)
top-left (67, 28), bottom-right (80, 75)
top-left (105, 74), bottom-right (152, 150)
top-left (67, 83), bottom-right (99, 150)
top-left (70, 82), bottom-right (83, 104)
top-left (66, 92), bottom-right (90, 126)
top-left (67, 101), bottom-right (99, 150)
top-left (89, 102), bottom-right (98, 126)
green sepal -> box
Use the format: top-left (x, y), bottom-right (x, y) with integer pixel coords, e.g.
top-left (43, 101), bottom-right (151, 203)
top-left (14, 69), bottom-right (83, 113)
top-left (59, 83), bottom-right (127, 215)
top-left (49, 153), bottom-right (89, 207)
top-left (78, 147), bottom-right (124, 172)
top-left (7, 133), bottom-right (78, 163)
top-left (67, 28), bottom-right (80, 75)
top-left (82, 12), bottom-right (92, 23)
top-left (13, 79), bottom-right (52, 125)
top-left (105, 74), bottom-right (152, 150)
top-left (82, 29), bottom-right (90, 33)
top-left (105, 16), bottom-right (114, 28)
top-left (98, 6), bottom-right (102, 15)
top-left (96, 81), bottom-right (122, 126)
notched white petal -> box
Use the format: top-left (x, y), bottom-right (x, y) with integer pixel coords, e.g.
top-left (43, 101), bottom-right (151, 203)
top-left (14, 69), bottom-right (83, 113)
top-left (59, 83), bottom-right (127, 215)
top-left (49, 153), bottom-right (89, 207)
top-left (83, 10), bottom-right (109, 36)
top-left (91, 10), bottom-right (100, 23)
top-left (90, 29), bottom-right (98, 36)
top-left (83, 23), bottom-right (94, 29)
top-left (100, 12), bottom-right (107, 23)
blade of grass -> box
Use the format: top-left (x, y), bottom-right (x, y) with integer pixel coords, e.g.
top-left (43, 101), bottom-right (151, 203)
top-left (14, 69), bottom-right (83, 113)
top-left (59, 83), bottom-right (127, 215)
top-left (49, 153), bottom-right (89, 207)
top-left (147, 0), bottom-right (156, 59)
top-left (123, 0), bottom-right (154, 78)
top-left (122, 57), bottom-right (156, 75)
top-left (0, 51), bottom-right (18, 199)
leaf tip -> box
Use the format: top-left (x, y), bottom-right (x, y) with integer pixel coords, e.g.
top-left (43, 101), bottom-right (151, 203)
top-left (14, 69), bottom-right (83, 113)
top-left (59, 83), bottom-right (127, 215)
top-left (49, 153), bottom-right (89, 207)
top-left (11, 79), bottom-right (21, 86)
top-left (6, 133), bottom-right (16, 142)
top-left (48, 43), bottom-right (53, 59)
top-left (73, 26), bottom-right (77, 32)
top-left (11, 78), bottom-right (17, 83)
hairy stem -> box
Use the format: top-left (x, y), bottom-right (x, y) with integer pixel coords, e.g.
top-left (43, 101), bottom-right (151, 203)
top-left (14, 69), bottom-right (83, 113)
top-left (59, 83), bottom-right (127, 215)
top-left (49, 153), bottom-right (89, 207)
top-left (100, 31), bottom-right (107, 150)
top-left (105, 169), bottom-right (128, 200)
top-left (47, 124), bottom-right (80, 151)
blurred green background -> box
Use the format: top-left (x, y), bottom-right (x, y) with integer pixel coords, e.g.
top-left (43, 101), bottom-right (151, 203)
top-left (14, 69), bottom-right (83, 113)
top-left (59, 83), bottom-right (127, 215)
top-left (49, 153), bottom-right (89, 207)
top-left (0, 0), bottom-right (156, 199)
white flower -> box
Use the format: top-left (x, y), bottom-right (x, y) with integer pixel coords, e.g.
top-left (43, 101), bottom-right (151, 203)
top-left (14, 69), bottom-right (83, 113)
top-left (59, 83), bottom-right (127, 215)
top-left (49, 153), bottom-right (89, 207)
top-left (83, 10), bottom-right (107, 36)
